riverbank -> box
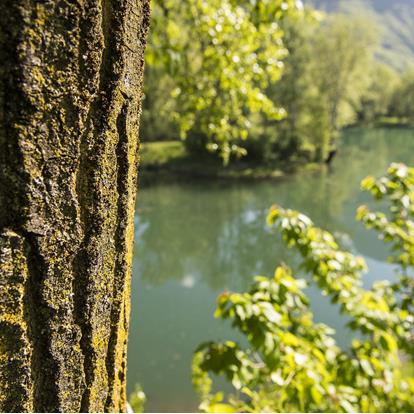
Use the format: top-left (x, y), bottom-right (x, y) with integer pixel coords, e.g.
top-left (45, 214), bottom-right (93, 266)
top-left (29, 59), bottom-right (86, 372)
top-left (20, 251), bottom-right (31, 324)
top-left (138, 140), bottom-right (324, 183)
top-left (371, 116), bottom-right (414, 128)
top-left (139, 125), bottom-right (414, 183)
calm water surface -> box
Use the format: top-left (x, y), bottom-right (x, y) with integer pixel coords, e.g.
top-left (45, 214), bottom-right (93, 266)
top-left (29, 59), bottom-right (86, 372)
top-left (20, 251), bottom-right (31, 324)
top-left (127, 128), bottom-right (414, 412)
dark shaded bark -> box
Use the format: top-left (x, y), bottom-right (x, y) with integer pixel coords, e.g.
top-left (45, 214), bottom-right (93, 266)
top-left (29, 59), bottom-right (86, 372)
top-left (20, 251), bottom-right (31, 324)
top-left (0, 0), bottom-right (150, 411)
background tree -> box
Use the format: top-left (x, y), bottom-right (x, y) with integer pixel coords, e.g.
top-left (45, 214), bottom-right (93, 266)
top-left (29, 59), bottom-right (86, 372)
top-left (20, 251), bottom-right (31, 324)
top-left (389, 69), bottom-right (414, 123)
top-left (356, 63), bottom-right (399, 123)
top-left (311, 14), bottom-right (379, 137)
top-left (0, 1), bottom-right (150, 412)
top-left (259, 10), bottom-right (330, 164)
top-left (243, 11), bottom-right (380, 165)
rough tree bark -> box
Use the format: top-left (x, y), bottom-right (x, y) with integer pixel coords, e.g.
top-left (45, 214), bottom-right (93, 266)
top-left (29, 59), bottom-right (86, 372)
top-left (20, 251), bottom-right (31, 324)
top-left (0, 0), bottom-right (150, 412)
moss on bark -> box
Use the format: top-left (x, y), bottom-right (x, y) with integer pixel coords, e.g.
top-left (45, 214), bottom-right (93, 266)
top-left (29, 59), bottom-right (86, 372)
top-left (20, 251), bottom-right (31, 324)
top-left (0, 0), bottom-right (150, 412)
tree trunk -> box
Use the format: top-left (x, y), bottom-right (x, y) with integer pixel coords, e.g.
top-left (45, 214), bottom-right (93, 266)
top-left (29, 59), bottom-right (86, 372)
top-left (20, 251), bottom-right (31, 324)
top-left (0, 1), bottom-right (150, 412)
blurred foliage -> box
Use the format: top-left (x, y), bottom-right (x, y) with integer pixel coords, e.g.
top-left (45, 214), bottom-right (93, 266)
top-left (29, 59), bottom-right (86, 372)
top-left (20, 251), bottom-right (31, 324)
top-left (241, 10), bottom-right (331, 164)
top-left (146, 0), bottom-right (303, 163)
top-left (310, 14), bottom-right (379, 133)
top-left (139, 141), bottom-right (186, 167)
top-left (129, 384), bottom-right (146, 413)
top-left (145, 3), bottom-right (413, 165)
top-left (357, 63), bottom-right (399, 123)
top-left (389, 69), bottom-right (414, 123)
top-left (143, 0), bottom-right (413, 165)
top-left (192, 163), bottom-right (414, 412)
top-left (244, 12), bottom-right (380, 164)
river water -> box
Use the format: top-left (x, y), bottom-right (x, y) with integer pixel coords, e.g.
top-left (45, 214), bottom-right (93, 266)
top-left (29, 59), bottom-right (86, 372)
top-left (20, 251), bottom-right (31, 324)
top-left (127, 127), bottom-right (414, 412)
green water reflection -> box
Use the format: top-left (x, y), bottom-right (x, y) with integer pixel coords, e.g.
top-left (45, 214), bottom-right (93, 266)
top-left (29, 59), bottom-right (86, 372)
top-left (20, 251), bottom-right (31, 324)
top-left (127, 127), bottom-right (414, 412)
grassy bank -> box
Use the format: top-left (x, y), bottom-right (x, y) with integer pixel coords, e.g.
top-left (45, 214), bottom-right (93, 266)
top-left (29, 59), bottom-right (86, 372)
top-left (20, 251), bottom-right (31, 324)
top-left (138, 140), bottom-right (323, 182)
top-left (373, 116), bottom-right (414, 128)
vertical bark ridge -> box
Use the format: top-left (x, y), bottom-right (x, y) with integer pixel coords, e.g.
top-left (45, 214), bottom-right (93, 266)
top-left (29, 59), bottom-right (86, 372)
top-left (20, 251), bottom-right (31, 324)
top-left (76, 1), bottom-right (131, 410)
top-left (24, 233), bottom-right (63, 412)
top-left (74, 0), bottom-right (113, 410)
top-left (105, 99), bottom-right (133, 411)
top-left (104, 2), bottom-right (150, 407)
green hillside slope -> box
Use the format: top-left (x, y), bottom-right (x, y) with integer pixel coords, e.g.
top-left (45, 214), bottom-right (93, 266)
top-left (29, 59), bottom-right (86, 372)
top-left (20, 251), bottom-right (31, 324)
top-left (305, 0), bottom-right (414, 71)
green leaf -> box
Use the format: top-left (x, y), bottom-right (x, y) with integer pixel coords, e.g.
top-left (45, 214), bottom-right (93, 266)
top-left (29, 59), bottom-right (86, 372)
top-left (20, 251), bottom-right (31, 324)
top-left (207, 403), bottom-right (239, 413)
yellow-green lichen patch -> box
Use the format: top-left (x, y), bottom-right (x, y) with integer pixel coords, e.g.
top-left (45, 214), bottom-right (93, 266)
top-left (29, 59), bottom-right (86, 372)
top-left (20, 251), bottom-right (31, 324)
top-left (0, 232), bottom-right (33, 412)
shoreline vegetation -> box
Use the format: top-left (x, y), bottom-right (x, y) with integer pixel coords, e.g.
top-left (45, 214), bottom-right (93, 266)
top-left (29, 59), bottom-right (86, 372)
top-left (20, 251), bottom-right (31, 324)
top-left (139, 123), bottom-right (413, 182)
top-left (139, 140), bottom-right (324, 182)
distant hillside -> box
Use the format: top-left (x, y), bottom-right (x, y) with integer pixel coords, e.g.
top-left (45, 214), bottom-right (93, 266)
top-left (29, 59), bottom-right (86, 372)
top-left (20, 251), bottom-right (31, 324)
top-left (308, 0), bottom-right (414, 12)
top-left (304, 0), bottom-right (414, 72)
